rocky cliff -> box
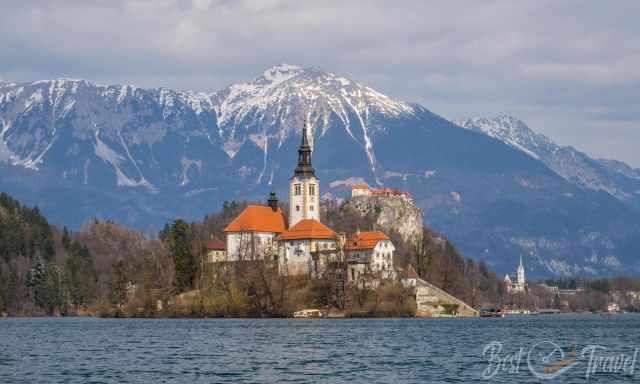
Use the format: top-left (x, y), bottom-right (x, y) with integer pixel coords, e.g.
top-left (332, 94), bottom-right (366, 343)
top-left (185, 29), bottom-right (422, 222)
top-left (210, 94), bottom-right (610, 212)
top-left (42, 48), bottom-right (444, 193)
top-left (349, 195), bottom-right (423, 245)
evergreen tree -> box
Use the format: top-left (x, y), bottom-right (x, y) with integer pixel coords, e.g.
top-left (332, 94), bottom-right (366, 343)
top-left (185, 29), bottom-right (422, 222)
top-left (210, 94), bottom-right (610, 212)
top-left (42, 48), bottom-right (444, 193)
top-left (61, 227), bottom-right (71, 249)
top-left (109, 259), bottom-right (129, 307)
top-left (166, 219), bottom-right (196, 293)
top-left (65, 241), bottom-right (97, 309)
top-left (27, 253), bottom-right (47, 310)
top-left (38, 264), bottom-right (67, 315)
top-left (29, 253), bottom-right (47, 289)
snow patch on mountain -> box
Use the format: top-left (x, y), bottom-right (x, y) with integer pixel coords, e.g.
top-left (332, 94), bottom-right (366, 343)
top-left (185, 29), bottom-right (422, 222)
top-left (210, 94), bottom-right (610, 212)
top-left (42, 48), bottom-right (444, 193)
top-left (20, 137), bottom-right (56, 170)
top-left (94, 131), bottom-right (125, 168)
top-left (544, 259), bottom-right (582, 276)
top-left (211, 64), bottom-right (305, 127)
top-left (454, 116), bottom-right (547, 160)
top-left (25, 89), bottom-right (44, 110)
top-left (0, 119), bottom-right (11, 162)
top-left (207, 64), bottom-right (416, 177)
top-left (94, 131), bottom-right (156, 192)
top-left (180, 157), bottom-right (202, 186)
top-left (454, 115), bottom-right (640, 206)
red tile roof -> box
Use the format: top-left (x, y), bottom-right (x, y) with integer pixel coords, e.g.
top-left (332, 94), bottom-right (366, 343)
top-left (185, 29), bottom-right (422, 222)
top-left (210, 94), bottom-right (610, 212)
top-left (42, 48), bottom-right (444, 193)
top-left (223, 205), bottom-right (286, 233)
top-left (206, 236), bottom-right (225, 250)
top-left (345, 230), bottom-right (390, 250)
top-left (351, 183), bottom-right (412, 198)
top-left (406, 264), bottom-right (419, 279)
top-left (274, 219), bottom-right (336, 241)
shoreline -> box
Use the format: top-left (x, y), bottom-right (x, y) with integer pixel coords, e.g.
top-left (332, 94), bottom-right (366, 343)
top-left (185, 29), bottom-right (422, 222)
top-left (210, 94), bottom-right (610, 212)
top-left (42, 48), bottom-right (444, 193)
top-left (2, 312), bottom-right (636, 319)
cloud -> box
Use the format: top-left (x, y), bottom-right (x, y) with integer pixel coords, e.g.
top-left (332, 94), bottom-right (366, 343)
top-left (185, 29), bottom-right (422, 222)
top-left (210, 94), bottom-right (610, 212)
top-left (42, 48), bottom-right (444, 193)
top-left (1, 0), bottom-right (639, 165)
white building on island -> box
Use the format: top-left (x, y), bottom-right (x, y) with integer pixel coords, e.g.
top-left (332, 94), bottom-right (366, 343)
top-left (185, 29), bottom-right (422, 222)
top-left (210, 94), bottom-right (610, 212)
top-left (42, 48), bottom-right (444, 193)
top-left (223, 195), bottom-right (286, 261)
top-left (345, 229), bottom-right (396, 281)
top-left (275, 219), bottom-right (339, 277)
top-left (504, 256), bottom-right (526, 294)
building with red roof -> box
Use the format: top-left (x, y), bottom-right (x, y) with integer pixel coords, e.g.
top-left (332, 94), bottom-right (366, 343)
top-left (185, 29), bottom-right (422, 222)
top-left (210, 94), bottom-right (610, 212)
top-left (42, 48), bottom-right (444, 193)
top-left (205, 236), bottom-right (226, 263)
top-left (345, 229), bottom-right (396, 281)
top-left (402, 264), bottom-right (419, 287)
top-left (223, 204), bottom-right (286, 233)
top-left (350, 182), bottom-right (412, 201)
top-left (274, 219), bottom-right (339, 276)
top-left (223, 197), bottom-right (286, 261)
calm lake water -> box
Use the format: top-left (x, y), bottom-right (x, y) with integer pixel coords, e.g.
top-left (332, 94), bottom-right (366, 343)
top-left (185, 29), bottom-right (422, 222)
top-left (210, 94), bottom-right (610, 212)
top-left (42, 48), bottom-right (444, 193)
top-left (1, 315), bottom-right (639, 383)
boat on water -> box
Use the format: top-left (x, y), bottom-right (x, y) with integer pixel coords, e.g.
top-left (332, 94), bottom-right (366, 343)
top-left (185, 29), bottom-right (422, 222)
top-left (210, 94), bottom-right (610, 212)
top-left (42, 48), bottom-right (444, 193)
top-left (479, 307), bottom-right (505, 318)
top-left (293, 309), bottom-right (324, 318)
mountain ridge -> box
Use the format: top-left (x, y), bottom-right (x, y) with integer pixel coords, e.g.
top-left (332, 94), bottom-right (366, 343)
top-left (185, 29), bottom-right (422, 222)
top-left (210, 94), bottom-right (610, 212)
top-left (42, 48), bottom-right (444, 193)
top-left (454, 115), bottom-right (640, 209)
top-left (1, 65), bottom-right (640, 277)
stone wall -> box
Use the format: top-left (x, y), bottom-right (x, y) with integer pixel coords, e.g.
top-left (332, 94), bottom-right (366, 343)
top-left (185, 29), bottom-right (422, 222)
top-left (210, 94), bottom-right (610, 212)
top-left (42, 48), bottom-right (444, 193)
top-left (413, 278), bottom-right (478, 317)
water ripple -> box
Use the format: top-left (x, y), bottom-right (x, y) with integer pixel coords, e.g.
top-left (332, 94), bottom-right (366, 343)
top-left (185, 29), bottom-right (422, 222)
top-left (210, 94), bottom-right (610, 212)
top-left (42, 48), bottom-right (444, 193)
top-left (1, 315), bottom-right (639, 383)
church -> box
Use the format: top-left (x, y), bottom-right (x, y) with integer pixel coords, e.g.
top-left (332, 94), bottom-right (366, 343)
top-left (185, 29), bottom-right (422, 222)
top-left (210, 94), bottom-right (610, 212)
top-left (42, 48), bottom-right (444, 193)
top-left (221, 120), bottom-right (396, 280)
top-left (504, 256), bottom-right (526, 294)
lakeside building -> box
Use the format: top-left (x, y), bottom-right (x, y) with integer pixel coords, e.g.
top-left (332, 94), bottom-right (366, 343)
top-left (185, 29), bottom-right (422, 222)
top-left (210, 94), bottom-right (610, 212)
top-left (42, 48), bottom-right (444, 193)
top-left (504, 256), bottom-right (526, 293)
top-left (223, 198), bottom-right (286, 261)
top-left (205, 236), bottom-right (226, 263)
top-left (503, 274), bottom-right (513, 294)
top-left (345, 229), bottom-right (396, 282)
top-left (275, 219), bottom-right (339, 277)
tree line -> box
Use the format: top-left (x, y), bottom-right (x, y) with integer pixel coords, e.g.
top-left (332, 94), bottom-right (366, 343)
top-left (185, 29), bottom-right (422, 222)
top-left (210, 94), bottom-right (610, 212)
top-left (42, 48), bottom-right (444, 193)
top-left (5, 191), bottom-right (633, 317)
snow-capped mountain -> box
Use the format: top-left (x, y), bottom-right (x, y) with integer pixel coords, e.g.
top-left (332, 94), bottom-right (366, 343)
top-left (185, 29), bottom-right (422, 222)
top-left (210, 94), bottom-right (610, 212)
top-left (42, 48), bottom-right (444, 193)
top-left (454, 116), bottom-right (640, 208)
top-left (0, 65), bottom-right (418, 189)
top-left (2, 65), bottom-right (640, 277)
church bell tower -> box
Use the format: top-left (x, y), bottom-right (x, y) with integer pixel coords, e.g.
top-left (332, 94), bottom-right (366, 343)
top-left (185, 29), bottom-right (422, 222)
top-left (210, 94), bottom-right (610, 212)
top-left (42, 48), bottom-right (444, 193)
top-left (289, 120), bottom-right (319, 226)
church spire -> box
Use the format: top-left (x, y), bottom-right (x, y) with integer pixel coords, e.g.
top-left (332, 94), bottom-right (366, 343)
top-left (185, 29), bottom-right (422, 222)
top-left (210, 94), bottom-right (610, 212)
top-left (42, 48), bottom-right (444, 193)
top-left (294, 118), bottom-right (315, 178)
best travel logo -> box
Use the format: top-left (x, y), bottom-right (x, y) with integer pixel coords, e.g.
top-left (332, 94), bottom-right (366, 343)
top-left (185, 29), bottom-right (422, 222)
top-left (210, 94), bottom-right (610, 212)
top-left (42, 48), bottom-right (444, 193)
top-left (482, 340), bottom-right (638, 380)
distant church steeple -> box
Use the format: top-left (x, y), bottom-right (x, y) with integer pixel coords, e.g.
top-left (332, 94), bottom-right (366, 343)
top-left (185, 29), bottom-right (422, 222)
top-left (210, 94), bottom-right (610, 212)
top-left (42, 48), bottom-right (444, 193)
top-left (293, 120), bottom-right (315, 178)
top-left (515, 255), bottom-right (526, 293)
top-left (289, 117), bottom-right (319, 227)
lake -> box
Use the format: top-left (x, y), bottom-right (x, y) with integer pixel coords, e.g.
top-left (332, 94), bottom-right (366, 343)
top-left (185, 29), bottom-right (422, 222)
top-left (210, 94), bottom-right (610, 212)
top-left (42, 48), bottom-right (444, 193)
top-left (1, 315), bottom-right (639, 383)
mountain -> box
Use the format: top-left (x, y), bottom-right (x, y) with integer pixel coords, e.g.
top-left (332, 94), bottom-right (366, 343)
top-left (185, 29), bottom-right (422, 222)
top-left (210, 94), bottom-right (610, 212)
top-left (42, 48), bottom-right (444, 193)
top-left (1, 65), bottom-right (640, 277)
top-left (454, 116), bottom-right (640, 209)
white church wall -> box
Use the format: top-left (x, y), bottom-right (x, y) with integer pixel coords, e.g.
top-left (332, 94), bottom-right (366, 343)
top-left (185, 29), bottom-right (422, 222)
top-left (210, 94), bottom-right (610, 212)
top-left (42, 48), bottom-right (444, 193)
top-left (226, 231), bottom-right (278, 261)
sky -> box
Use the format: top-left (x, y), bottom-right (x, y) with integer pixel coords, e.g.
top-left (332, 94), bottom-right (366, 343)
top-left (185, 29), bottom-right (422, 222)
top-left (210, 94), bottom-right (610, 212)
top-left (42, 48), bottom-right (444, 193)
top-left (2, 0), bottom-right (639, 166)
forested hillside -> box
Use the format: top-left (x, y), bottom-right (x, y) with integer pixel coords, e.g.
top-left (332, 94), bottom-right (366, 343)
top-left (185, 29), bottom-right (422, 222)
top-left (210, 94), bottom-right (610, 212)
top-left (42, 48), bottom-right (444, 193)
top-left (0, 192), bottom-right (502, 316)
top-left (0, 192), bottom-right (173, 315)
